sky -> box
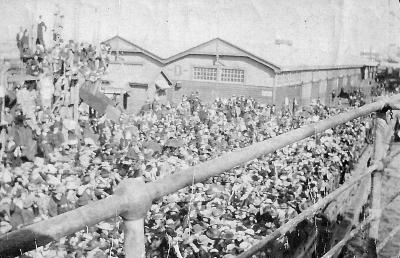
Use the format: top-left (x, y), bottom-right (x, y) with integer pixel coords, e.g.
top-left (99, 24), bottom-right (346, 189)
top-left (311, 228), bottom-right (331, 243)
top-left (1, 0), bottom-right (400, 65)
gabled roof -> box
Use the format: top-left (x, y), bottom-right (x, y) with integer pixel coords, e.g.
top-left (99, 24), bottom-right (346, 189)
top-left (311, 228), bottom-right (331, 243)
top-left (103, 35), bottom-right (375, 72)
top-left (102, 36), bottom-right (164, 63)
top-left (103, 36), bottom-right (281, 72)
top-left (164, 38), bottom-right (281, 71)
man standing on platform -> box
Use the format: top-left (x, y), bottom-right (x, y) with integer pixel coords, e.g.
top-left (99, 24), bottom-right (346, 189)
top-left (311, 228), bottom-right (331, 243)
top-left (37, 15), bottom-right (47, 48)
top-left (16, 27), bottom-right (24, 58)
top-left (21, 29), bottom-right (30, 56)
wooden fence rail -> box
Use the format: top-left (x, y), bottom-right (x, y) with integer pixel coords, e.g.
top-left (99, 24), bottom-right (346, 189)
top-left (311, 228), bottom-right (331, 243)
top-left (1, 94), bottom-right (400, 257)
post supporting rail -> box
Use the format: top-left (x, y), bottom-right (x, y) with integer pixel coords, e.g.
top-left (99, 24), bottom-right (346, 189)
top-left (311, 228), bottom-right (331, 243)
top-left (368, 109), bottom-right (391, 257)
top-left (1, 95), bottom-right (400, 257)
top-left (111, 178), bottom-right (150, 258)
top-left (124, 219), bottom-right (145, 258)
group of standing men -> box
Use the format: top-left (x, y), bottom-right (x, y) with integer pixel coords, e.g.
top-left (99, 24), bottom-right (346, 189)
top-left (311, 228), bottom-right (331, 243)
top-left (16, 16), bottom-right (47, 58)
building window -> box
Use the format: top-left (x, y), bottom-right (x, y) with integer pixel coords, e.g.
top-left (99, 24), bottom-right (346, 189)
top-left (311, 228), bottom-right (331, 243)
top-left (221, 68), bottom-right (245, 83)
top-left (193, 67), bottom-right (217, 81)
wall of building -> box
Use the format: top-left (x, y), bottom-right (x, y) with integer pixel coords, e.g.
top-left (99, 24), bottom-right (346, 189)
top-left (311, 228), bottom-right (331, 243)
top-left (103, 52), bottom-right (163, 114)
top-left (273, 67), bottom-right (365, 106)
top-left (114, 52), bottom-right (162, 80)
top-left (164, 55), bottom-right (275, 85)
top-left (274, 84), bottom-right (302, 106)
top-left (163, 54), bottom-right (275, 104)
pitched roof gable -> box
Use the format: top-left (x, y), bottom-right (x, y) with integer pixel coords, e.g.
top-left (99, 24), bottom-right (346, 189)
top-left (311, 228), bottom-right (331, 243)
top-left (103, 36), bottom-right (164, 63)
top-left (103, 36), bottom-right (281, 71)
top-left (164, 38), bottom-right (281, 71)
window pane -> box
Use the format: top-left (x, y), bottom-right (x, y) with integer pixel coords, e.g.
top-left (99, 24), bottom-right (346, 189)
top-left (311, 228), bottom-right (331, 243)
top-left (193, 67), bottom-right (217, 81)
top-left (221, 68), bottom-right (245, 83)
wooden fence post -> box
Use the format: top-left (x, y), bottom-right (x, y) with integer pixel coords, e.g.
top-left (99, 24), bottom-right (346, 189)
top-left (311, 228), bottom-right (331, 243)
top-left (124, 219), bottom-right (145, 258)
top-left (117, 178), bottom-right (150, 258)
top-left (368, 110), bottom-right (390, 257)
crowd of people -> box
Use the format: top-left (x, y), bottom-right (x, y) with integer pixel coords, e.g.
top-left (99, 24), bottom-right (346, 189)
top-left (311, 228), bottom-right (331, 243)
top-left (347, 89), bottom-right (366, 106)
top-left (371, 83), bottom-right (386, 98)
top-left (0, 21), bottom-right (114, 168)
top-left (0, 81), bottom-right (371, 256)
top-left (21, 38), bottom-right (112, 79)
top-left (333, 88), bottom-right (367, 107)
top-left (0, 17), bottom-right (380, 257)
top-left (16, 15), bottom-right (48, 61)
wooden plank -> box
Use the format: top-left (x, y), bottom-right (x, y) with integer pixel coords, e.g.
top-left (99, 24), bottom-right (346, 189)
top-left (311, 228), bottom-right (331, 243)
top-left (124, 219), bottom-right (145, 258)
top-left (368, 111), bottom-right (390, 253)
top-left (79, 84), bottom-right (115, 116)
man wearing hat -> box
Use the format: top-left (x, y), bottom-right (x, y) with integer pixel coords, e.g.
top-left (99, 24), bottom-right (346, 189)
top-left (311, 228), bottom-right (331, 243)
top-left (36, 15), bottom-right (47, 48)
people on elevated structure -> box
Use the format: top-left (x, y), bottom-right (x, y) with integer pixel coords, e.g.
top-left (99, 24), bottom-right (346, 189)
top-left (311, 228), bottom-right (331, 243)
top-left (0, 23), bottom-right (112, 166)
